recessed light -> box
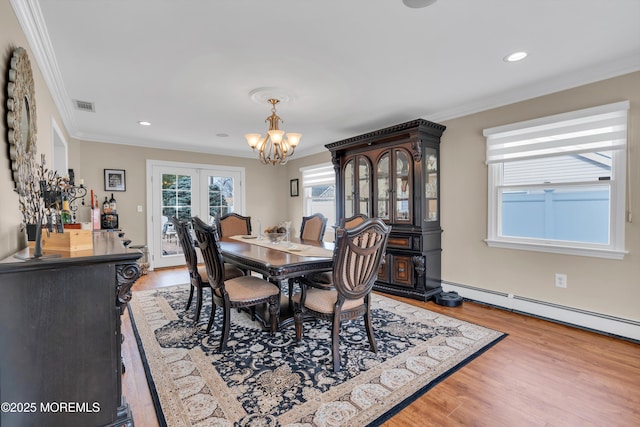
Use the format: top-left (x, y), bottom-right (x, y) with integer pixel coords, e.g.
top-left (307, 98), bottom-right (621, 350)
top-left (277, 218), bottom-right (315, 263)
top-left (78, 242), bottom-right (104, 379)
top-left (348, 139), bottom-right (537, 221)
top-left (138, 121), bottom-right (151, 126)
top-left (504, 51), bottom-right (528, 62)
top-left (402, 0), bottom-right (437, 8)
top-left (216, 133), bottom-right (229, 138)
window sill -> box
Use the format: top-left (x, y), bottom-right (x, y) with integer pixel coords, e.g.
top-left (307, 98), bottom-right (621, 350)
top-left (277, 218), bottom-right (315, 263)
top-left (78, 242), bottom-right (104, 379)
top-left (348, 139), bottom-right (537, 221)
top-left (485, 239), bottom-right (627, 260)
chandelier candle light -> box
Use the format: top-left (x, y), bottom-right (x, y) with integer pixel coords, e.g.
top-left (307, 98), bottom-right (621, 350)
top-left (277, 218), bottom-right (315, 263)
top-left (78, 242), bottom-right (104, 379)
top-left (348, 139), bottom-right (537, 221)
top-left (245, 98), bottom-right (301, 165)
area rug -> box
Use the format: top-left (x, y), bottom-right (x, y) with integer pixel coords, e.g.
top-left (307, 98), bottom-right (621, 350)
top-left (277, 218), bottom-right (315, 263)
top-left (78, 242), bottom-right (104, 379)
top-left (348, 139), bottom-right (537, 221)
top-left (129, 284), bottom-right (505, 426)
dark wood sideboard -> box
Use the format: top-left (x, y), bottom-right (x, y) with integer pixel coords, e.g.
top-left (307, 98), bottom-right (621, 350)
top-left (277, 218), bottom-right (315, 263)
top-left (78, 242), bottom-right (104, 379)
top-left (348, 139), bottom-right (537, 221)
top-left (0, 231), bottom-right (141, 427)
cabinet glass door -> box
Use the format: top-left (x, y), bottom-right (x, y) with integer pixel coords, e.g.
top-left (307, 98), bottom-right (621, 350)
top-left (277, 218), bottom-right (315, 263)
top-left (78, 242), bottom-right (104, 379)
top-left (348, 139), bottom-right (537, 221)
top-left (344, 159), bottom-right (354, 217)
top-left (395, 150), bottom-right (411, 222)
top-left (358, 157), bottom-right (371, 216)
top-left (425, 149), bottom-right (438, 222)
top-left (376, 153), bottom-right (390, 220)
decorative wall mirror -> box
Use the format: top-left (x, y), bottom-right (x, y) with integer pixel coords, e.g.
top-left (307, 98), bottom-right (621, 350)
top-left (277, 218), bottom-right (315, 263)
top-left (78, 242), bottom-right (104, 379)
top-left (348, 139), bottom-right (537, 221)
top-left (6, 47), bottom-right (37, 195)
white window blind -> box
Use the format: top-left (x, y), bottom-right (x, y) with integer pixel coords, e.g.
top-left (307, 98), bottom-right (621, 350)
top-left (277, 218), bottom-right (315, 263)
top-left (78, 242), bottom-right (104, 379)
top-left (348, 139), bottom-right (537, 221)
top-left (301, 163), bottom-right (336, 240)
top-left (484, 101), bottom-right (629, 164)
top-left (302, 164), bottom-right (335, 187)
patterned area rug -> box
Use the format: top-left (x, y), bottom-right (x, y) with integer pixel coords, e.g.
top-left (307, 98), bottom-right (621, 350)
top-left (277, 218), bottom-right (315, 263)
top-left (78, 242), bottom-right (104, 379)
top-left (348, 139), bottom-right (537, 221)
top-left (129, 284), bottom-right (505, 426)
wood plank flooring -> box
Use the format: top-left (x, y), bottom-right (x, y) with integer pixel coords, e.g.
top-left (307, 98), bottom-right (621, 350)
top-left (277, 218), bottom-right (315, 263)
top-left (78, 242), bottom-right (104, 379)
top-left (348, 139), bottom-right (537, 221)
top-left (122, 267), bottom-right (640, 426)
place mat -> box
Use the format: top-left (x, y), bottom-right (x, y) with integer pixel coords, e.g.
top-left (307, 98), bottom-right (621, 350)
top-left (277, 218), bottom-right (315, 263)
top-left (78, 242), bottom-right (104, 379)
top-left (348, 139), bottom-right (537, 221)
top-left (230, 235), bottom-right (334, 258)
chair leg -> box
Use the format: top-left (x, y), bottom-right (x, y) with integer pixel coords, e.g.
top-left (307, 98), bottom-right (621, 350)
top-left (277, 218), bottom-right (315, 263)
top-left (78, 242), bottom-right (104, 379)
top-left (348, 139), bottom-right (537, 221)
top-left (331, 315), bottom-right (341, 372)
top-left (186, 284), bottom-right (194, 311)
top-left (294, 308), bottom-right (303, 341)
top-left (364, 308), bottom-right (377, 353)
top-left (194, 286), bottom-right (203, 323)
top-left (219, 303), bottom-right (231, 350)
top-left (206, 302), bottom-right (216, 333)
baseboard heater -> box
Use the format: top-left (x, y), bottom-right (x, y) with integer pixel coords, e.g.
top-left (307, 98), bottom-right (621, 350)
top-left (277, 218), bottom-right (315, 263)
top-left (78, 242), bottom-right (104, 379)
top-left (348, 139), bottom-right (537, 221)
top-left (442, 281), bottom-right (640, 343)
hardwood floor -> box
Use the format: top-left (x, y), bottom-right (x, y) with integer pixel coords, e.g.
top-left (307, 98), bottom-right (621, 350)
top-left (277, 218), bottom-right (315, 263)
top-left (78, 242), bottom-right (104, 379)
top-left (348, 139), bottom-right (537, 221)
top-left (122, 267), bottom-right (640, 426)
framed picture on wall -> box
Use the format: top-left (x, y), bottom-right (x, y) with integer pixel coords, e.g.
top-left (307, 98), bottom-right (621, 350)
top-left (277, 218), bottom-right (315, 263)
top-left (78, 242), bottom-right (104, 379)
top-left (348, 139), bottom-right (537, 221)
top-left (104, 169), bottom-right (126, 191)
top-left (290, 179), bottom-right (299, 197)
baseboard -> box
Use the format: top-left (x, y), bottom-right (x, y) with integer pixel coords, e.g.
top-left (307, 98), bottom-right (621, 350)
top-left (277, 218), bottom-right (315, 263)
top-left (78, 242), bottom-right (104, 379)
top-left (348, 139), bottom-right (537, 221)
top-left (442, 281), bottom-right (640, 342)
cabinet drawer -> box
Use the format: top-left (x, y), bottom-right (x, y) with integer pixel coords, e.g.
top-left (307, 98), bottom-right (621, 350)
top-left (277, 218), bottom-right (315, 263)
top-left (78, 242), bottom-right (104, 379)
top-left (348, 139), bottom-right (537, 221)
top-left (387, 235), bottom-right (412, 249)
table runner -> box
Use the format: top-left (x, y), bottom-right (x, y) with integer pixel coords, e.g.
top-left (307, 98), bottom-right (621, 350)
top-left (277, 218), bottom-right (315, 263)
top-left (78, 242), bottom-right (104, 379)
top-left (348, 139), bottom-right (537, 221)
top-left (230, 235), bottom-right (334, 258)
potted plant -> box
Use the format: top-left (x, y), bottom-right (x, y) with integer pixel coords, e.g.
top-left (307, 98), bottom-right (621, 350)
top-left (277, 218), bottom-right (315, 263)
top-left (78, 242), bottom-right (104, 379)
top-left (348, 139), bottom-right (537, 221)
top-left (17, 154), bottom-right (69, 242)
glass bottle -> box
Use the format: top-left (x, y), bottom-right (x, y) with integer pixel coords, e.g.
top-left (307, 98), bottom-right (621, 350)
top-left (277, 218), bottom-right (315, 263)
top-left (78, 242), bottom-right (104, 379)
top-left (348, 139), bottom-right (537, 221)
top-left (60, 196), bottom-right (72, 224)
top-left (109, 193), bottom-right (117, 214)
top-left (103, 196), bottom-right (110, 214)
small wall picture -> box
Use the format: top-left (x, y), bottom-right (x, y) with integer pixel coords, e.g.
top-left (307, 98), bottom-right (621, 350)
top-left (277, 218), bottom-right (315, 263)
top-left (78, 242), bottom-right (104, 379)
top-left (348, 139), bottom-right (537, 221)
top-left (290, 179), bottom-right (299, 197)
top-left (104, 169), bottom-right (126, 191)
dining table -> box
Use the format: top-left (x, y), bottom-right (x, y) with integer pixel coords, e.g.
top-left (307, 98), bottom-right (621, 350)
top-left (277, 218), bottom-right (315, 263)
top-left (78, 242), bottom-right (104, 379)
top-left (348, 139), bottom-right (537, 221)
top-left (219, 235), bottom-right (334, 329)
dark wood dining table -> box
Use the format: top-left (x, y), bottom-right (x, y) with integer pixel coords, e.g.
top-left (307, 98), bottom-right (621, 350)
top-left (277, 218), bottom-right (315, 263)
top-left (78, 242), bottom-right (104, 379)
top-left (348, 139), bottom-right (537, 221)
top-left (219, 235), bottom-right (334, 329)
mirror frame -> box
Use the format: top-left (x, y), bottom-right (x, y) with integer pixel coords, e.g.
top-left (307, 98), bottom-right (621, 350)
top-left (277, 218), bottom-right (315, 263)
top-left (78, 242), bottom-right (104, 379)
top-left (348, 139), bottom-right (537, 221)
top-left (6, 47), bottom-right (37, 195)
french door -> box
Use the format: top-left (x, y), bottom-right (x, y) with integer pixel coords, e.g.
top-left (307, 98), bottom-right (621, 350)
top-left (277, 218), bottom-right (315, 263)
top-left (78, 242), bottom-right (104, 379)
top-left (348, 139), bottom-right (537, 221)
top-left (147, 160), bottom-right (245, 269)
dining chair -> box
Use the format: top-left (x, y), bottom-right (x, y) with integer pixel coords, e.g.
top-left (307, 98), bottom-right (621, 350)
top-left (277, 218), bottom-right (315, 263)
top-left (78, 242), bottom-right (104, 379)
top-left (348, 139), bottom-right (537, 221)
top-left (302, 214), bottom-right (371, 288)
top-left (191, 216), bottom-right (280, 350)
top-left (287, 213), bottom-right (329, 306)
top-left (216, 212), bottom-right (252, 237)
top-left (299, 213), bottom-right (328, 241)
top-left (293, 218), bottom-right (390, 372)
top-left (340, 213), bottom-right (368, 229)
top-left (170, 217), bottom-right (244, 323)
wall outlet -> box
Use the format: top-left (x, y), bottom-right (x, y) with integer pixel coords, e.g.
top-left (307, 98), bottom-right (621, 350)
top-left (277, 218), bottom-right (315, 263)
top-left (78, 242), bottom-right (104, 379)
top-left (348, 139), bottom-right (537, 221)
top-left (137, 205), bottom-right (143, 213)
top-left (555, 273), bottom-right (567, 288)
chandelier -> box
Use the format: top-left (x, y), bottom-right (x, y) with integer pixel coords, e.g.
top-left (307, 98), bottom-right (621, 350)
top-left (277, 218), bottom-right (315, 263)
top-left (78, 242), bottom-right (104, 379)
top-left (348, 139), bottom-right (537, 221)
top-left (245, 98), bottom-right (301, 165)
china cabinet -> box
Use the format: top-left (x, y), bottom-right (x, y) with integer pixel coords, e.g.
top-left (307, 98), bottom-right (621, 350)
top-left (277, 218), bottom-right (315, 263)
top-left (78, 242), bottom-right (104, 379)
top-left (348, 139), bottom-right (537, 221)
top-left (326, 119), bottom-right (445, 301)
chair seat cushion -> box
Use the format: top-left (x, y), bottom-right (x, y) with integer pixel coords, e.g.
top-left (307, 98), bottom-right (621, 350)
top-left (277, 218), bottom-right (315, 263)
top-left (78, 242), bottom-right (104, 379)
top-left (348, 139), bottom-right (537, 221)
top-left (220, 276), bottom-right (280, 301)
top-left (197, 263), bottom-right (244, 282)
top-left (293, 288), bottom-right (364, 314)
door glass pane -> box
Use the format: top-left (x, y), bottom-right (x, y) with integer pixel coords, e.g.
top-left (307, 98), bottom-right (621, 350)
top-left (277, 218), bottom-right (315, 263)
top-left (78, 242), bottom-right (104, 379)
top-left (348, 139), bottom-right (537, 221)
top-left (377, 153), bottom-right (390, 219)
top-left (161, 173), bottom-right (192, 256)
top-left (395, 150), bottom-right (411, 221)
top-left (358, 157), bottom-right (370, 216)
top-left (425, 149), bottom-right (438, 222)
top-left (208, 175), bottom-right (235, 222)
top-left (344, 160), bottom-right (354, 217)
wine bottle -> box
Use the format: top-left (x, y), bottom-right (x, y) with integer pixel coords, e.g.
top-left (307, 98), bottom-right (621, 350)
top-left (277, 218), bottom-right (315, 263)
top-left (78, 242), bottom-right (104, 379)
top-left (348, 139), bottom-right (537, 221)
top-left (103, 196), bottom-right (111, 214)
top-left (60, 196), bottom-right (72, 224)
top-left (109, 193), bottom-right (117, 214)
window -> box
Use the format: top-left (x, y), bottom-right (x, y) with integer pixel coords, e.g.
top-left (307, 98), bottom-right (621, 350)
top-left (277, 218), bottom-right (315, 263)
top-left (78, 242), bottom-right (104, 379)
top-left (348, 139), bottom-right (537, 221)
top-left (301, 163), bottom-right (336, 232)
top-left (207, 175), bottom-right (235, 220)
top-left (484, 101), bottom-right (629, 259)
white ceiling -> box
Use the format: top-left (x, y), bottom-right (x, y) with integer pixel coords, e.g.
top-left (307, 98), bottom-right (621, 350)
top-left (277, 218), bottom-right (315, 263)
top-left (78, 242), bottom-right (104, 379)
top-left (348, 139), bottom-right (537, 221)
top-left (14, 0), bottom-right (640, 159)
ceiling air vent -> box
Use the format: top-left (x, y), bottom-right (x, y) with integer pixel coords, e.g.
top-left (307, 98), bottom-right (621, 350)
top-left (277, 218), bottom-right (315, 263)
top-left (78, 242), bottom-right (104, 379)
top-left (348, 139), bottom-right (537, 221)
top-left (73, 99), bottom-right (95, 112)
